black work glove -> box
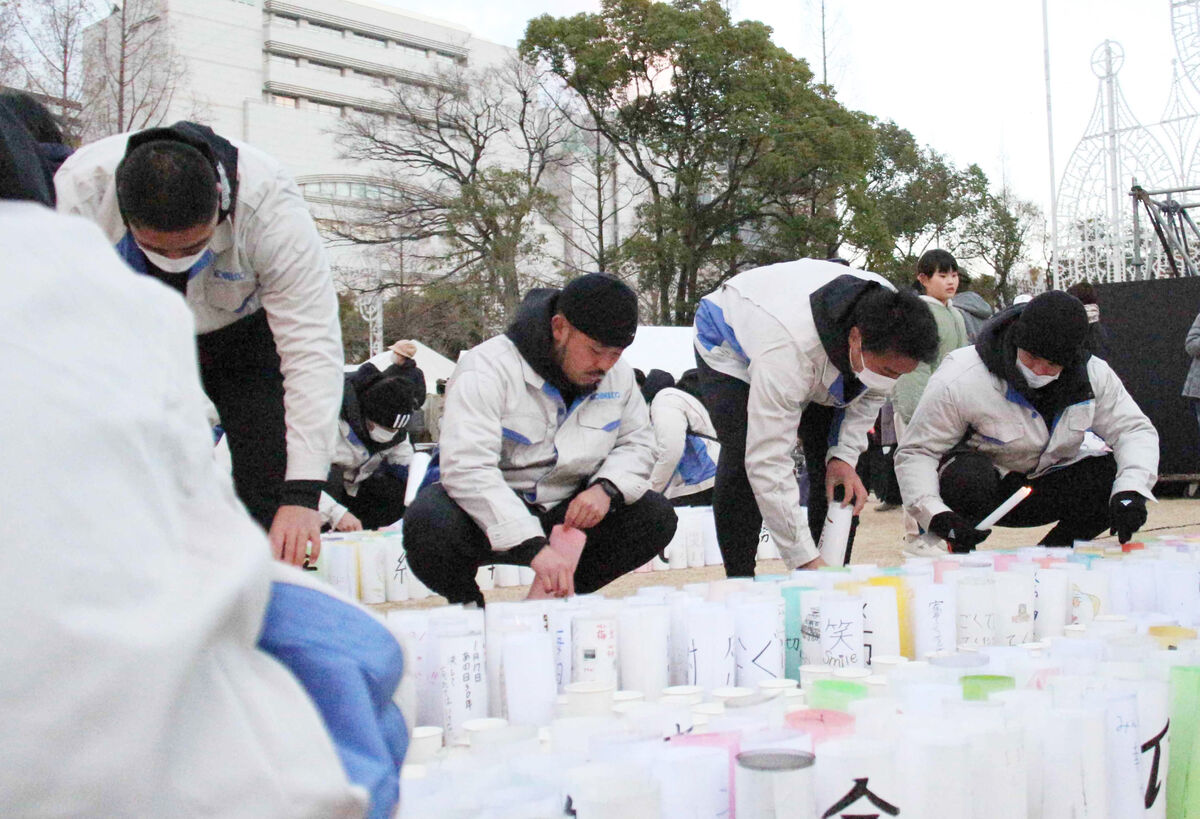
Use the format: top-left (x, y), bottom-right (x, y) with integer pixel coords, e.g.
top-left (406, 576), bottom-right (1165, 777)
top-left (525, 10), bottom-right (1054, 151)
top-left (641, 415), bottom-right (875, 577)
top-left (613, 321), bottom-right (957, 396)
top-left (928, 511), bottom-right (991, 554)
top-left (1109, 491), bottom-right (1148, 544)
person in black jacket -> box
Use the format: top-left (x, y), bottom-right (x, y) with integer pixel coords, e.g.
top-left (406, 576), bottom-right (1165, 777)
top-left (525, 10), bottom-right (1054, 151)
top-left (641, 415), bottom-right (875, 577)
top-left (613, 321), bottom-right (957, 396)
top-left (320, 355), bottom-right (425, 531)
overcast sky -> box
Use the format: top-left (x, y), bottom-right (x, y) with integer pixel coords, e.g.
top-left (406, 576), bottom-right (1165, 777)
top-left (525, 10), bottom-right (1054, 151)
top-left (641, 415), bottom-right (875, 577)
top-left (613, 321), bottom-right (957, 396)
top-left (383, 0), bottom-right (1180, 228)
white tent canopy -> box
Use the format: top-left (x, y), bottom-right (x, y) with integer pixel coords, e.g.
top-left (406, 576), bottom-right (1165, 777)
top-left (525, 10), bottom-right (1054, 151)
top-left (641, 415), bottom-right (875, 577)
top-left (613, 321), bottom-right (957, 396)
top-left (346, 340), bottom-right (458, 393)
top-left (621, 326), bottom-right (697, 378)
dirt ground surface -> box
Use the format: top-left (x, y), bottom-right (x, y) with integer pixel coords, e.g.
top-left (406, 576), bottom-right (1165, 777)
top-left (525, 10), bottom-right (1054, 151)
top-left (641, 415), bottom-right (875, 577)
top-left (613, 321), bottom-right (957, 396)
top-left (369, 495), bottom-right (1200, 614)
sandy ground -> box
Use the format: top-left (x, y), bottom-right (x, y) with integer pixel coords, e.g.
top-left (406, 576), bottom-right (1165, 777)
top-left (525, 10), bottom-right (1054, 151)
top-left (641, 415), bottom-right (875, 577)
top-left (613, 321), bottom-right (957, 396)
top-left (368, 495), bottom-right (1200, 613)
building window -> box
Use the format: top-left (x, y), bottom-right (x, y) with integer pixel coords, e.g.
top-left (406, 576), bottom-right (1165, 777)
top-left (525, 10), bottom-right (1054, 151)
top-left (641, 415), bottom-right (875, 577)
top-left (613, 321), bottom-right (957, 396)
top-left (270, 94), bottom-right (297, 108)
top-left (309, 61), bottom-right (343, 76)
top-left (308, 100), bottom-right (343, 116)
top-left (273, 14), bottom-right (299, 27)
top-left (434, 51), bottom-right (458, 66)
top-left (267, 53), bottom-right (298, 67)
top-left (352, 31), bottom-right (387, 48)
top-left (309, 21), bottom-right (343, 37)
top-left (397, 43), bottom-right (426, 59)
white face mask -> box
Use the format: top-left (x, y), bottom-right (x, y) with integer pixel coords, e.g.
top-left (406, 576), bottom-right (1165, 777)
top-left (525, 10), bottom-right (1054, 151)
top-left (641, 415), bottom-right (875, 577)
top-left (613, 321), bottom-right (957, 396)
top-left (1016, 358), bottom-right (1059, 389)
top-left (139, 245), bottom-right (212, 274)
top-left (851, 342), bottom-right (899, 393)
top-left (368, 424), bottom-right (398, 443)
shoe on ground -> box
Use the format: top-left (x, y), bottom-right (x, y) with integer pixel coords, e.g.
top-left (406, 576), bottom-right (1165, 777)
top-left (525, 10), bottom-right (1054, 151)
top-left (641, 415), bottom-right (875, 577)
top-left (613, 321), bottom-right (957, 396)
top-left (902, 533), bottom-right (949, 559)
top-left (874, 502), bottom-right (901, 512)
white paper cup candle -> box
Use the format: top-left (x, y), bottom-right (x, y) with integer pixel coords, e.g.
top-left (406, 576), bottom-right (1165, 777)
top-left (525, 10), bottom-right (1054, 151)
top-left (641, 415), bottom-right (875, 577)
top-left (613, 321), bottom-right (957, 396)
top-left (660, 685), bottom-right (705, 706)
top-left (357, 539), bottom-right (388, 604)
top-left (711, 686), bottom-right (756, 706)
top-left (322, 541), bottom-right (358, 599)
top-left (758, 679), bottom-right (799, 699)
top-left (564, 681), bottom-right (616, 716)
top-left (818, 503), bottom-right (854, 567)
top-left (799, 664), bottom-right (833, 690)
top-left (406, 725), bottom-right (444, 763)
top-left (462, 717), bottom-right (508, 747)
top-left (869, 655), bottom-right (909, 675)
top-left (572, 616), bottom-right (618, 685)
top-left (733, 599), bottom-right (785, 687)
top-left (492, 563), bottom-right (521, 587)
top-left (617, 605), bottom-right (669, 696)
top-left (1034, 567), bottom-right (1070, 639)
top-left (734, 749), bottom-right (817, 819)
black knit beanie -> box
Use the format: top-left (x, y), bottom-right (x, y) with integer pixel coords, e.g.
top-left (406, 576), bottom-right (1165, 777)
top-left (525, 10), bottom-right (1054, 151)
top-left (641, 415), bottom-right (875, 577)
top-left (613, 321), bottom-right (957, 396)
top-left (1011, 291), bottom-right (1088, 365)
top-left (558, 273), bottom-right (639, 348)
top-left (360, 375), bottom-right (417, 428)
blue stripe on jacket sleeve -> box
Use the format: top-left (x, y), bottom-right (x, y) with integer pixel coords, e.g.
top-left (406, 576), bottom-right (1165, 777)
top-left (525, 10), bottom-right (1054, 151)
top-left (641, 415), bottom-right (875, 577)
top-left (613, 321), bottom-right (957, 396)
top-left (694, 300), bottom-right (747, 357)
top-left (257, 582), bottom-right (407, 819)
top-left (502, 427), bottom-right (533, 444)
top-left (601, 419), bottom-right (621, 432)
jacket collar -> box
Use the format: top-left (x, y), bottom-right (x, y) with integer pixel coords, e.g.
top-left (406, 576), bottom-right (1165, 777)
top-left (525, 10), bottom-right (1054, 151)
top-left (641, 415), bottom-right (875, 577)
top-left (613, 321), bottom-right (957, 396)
top-left (810, 273), bottom-right (883, 400)
top-left (505, 288), bottom-right (595, 406)
top-left (975, 305), bottom-right (1093, 421)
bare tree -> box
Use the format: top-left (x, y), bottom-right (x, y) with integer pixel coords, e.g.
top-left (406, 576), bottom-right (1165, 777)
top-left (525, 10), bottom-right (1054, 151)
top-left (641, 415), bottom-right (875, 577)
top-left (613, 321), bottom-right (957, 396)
top-left (0, 3), bottom-right (28, 88)
top-left (334, 56), bottom-right (572, 321)
top-left (8, 0), bottom-right (99, 139)
top-left (962, 186), bottom-right (1043, 306)
top-left (80, 0), bottom-right (188, 140)
top-left (543, 113), bottom-right (645, 277)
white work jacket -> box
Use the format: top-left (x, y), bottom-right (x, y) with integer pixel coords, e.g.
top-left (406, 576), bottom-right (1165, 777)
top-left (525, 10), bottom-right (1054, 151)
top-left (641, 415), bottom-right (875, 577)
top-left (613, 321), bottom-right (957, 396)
top-left (439, 335), bottom-right (657, 551)
top-left (54, 131), bottom-right (343, 483)
top-left (649, 387), bottom-right (720, 498)
top-left (693, 259), bottom-right (894, 567)
top-left (895, 346), bottom-right (1159, 529)
top-left (319, 420), bottom-right (414, 526)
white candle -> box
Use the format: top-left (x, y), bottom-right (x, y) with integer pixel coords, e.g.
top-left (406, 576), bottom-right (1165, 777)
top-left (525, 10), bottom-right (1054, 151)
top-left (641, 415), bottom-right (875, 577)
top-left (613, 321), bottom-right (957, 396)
top-left (976, 485), bottom-right (1033, 530)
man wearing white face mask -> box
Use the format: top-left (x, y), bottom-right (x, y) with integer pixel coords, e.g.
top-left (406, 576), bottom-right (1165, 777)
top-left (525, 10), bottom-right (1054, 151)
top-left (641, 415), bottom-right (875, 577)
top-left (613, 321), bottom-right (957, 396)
top-left (896, 290), bottom-right (1159, 553)
top-left (55, 122), bottom-right (342, 568)
top-left (692, 259), bottom-right (939, 575)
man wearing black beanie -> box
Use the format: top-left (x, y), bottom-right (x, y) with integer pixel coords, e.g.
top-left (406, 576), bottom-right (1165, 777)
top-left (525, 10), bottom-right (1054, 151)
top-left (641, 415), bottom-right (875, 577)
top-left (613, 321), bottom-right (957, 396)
top-left (896, 290), bottom-right (1159, 554)
top-left (403, 273), bottom-right (676, 605)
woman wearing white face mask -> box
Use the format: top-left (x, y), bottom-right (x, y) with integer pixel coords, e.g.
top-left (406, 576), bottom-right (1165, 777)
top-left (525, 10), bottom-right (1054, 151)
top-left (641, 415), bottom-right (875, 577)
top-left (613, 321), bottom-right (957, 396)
top-left (319, 357), bottom-right (425, 533)
top-left (895, 290), bottom-right (1160, 555)
top-left (692, 259), bottom-right (940, 575)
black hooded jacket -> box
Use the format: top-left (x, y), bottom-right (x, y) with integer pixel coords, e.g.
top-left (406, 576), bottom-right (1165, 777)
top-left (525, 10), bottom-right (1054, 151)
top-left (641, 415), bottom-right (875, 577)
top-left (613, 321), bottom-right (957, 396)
top-left (975, 305), bottom-right (1093, 430)
top-left (505, 288), bottom-right (591, 406)
top-left (342, 359), bottom-right (426, 455)
top-left (0, 108), bottom-right (54, 206)
top-left (809, 274), bottom-right (885, 399)
top-left (640, 369), bottom-right (675, 406)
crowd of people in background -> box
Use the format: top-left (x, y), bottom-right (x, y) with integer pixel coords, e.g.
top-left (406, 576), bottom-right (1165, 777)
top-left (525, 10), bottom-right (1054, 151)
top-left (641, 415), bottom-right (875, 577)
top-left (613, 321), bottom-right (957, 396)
top-left (0, 92), bottom-right (1173, 815)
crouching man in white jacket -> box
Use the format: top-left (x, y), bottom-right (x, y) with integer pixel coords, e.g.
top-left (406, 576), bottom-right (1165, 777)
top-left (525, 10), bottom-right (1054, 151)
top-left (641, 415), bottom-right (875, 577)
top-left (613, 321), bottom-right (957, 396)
top-left (404, 274), bottom-right (677, 605)
top-left (895, 291), bottom-right (1159, 555)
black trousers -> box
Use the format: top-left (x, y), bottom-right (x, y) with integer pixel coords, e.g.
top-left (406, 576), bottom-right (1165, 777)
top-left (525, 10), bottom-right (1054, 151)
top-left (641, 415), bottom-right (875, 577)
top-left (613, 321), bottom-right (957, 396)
top-left (939, 451), bottom-right (1119, 546)
top-left (672, 488), bottom-right (714, 507)
top-left (325, 468), bottom-right (409, 530)
top-left (403, 483), bottom-right (677, 605)
top-left (197, 310), bottom-right (286, 530)
top-left (695, 354), bottom-right (858, 576)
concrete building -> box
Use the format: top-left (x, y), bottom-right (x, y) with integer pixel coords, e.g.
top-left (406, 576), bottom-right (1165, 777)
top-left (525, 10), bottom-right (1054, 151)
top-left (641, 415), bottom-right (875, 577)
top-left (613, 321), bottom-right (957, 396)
top-left (159, 0), bottom-right (507, 179)
top-left (80, 0), bottom-right (642, 346)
